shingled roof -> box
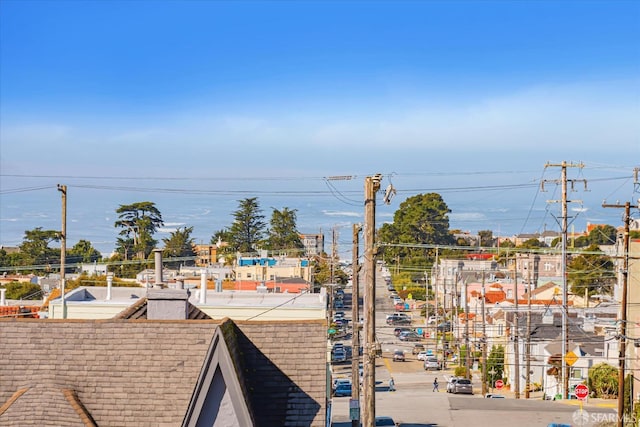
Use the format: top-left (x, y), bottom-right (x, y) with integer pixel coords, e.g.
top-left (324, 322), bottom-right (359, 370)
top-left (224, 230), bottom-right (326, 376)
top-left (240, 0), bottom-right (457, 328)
top-left (0, 318), bottom-right (326, 427)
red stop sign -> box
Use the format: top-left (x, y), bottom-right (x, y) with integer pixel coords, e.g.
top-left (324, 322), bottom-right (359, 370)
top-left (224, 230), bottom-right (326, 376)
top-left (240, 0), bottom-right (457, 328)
top-left (574, 384), bottom-right (589, 400)
top-left (495, 379), bottom-right (504, 389)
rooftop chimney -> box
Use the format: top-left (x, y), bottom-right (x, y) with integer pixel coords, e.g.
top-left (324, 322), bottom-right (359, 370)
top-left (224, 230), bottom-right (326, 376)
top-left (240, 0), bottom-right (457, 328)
top-left (153, 249), bottom-right (164, 288)
top-left (106, 273), bottom-right (113, 300)
top-left (147, 289), bottom-right (190, 320)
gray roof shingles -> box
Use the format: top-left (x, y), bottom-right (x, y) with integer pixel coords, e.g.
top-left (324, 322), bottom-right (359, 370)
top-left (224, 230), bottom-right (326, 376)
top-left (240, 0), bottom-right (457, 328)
top-left (0, 318), bottom-right (326, 427)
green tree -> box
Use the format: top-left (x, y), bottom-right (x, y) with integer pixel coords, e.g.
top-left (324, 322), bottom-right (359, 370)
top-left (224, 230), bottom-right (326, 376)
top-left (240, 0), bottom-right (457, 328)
top-left (227, 197), bottom-right (266, 253)
top-left (2, 281), bottom-right (43, 299)
top-left (114, 201), bottom-right (164, 260)
top-left (571, 235), bottom-right (591, 248)
top-left (68, 239), bottom-right (102, 263)
top-left (478, 230), bottom-right (495, 247)
top-left (587, 224), bottom-right (617, 245)
top-left (568, 244), bottom-right (615, 296)
top-left (486, 345), bottom-right (505, 387)
top-left (377, 193), bottom-right (454, 266)
top-left (588, 362), bottom-right (618, 398)
top-left (19, 227), bottom-right (60, 269)
top-left (106, 252), bottom-right (152, 279)
top-left (266, 207), bottom-right (304, 253)
top-left (518, 238), bottom-right (545, 249)
top-left (162, 226), bottom-right (196, 267)
top-left (311, 254), bottom-right (349, 288)
top-left (0, 248), bottom-right (31, 269)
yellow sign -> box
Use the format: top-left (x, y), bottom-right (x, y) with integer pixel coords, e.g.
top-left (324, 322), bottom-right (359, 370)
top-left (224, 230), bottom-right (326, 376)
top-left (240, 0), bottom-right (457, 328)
top-left (564, 351), bottom-right (579, 367)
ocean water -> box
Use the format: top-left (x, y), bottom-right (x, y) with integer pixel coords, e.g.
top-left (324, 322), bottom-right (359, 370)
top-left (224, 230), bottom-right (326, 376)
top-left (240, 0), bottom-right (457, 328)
top-left (0, 172), bottom-right (633, 258)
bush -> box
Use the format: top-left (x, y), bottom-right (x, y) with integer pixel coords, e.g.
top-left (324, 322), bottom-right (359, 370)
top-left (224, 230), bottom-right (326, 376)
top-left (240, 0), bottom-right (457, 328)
top-left (454, 366), bottom-right (469, 378)
top-left (2, 281), bottom-right (43, 300)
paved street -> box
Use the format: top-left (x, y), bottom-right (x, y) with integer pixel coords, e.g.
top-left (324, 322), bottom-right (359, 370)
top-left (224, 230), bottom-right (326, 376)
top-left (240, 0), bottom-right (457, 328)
top-left (328, 267), bottom-right (618, 427)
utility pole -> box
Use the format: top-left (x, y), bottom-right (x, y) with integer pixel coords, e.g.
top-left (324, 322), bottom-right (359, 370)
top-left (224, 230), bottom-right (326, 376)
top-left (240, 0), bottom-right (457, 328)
top-left (525, 266), bottom-right (532, 399)
top-left (513, 258), bottom-right (520, 399)
top-left (57, 184), bottom-right (67, 319)
top-left (351, 224), bottom-right (362, 427)
top-left (331, 226), bottom-right (338, 284)
top-left (481, 271), bottom-right (487, 396)
top-left (362, 174), bottom-right (381, 427)
top-left (464, 279), bottom-right (470, 379)
top-left (543, 161), bottom-right (586, 399)
top-left (602, 201), bottom-right (633, 427)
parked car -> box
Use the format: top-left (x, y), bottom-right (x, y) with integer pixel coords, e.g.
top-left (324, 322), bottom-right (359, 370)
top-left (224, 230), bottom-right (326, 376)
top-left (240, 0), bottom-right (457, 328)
top-left (375, 416), bottom-right (398, 426)
top-left (394, 302), bottom-right (407, 312)
top-left (386, 313), bottom-right (411, 325)
top-left (437, 321), bottom-right (452, 332)
top-left (332, 348), bottom-right (347, 363)
top-left (398, 331), bottom-right (422, 342)
top-left (417, 351), bottom-right (428, 361)
top-left (411, 344), bottom-right (425, 354)
top-left (446, 377), bottom-right (459, 393)
top-left (333, 382), bottom-right (352, 397)
top-left (392, 350), bottom-right (405, 362)
top-left (394, 327), bottom-right (412, 336)
top-left (332, 377), bottom-right (351, 391)
top-left (452, 378), bottom-right (473, 394)
top-left (424, 357), bottom-right (441, 370)
top-left (388, 318), bottom-right (411, 326)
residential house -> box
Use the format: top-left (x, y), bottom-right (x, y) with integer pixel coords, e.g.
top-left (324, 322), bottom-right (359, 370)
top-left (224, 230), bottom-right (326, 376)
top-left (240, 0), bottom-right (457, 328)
top-left (624, 238), bottom-right (640, 402)
top-left (47, 285), bottom-right (327, 321)
top-left (300, 233), bottom-right (324, 256)
top-left (236, 253), bottom-right (312, 284)
top-left (0, 289), bottom-right (328, 426)
top-left (501, 312), bottom-right (617, 399)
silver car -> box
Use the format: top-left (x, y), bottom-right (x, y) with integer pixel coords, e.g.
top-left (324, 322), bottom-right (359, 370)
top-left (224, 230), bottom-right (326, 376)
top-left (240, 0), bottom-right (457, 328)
top-left (453, 378), bottom-right (473, 394)
top-left (424, 357), bottom-right (440, 370)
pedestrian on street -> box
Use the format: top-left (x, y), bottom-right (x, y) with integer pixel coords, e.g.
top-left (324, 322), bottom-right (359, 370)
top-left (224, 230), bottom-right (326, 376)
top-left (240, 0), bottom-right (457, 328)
top-left (389, 377), bottom-right (395, 392)
top-left (433, 377), bottom-right (439, 392)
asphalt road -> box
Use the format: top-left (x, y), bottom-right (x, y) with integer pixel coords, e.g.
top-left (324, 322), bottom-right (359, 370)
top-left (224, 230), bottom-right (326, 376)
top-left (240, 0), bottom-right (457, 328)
top-left (328, 267), bottom-right (618, 427)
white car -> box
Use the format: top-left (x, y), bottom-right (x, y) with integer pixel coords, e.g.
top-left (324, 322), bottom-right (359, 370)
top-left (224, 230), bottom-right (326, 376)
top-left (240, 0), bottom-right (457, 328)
top-left (424, 357), bottom-right (441, 370)
top-left (417, 351), bottom-right (428, 361)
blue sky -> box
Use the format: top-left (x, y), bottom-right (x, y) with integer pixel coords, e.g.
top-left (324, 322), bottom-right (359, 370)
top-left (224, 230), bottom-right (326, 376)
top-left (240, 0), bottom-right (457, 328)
top-left (1, 0), bottom-right (639, 254)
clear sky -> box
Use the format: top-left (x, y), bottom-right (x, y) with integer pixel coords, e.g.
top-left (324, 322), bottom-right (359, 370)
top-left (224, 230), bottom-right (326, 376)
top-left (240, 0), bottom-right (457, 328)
top-left (1, 0), bottom-right (639, 254)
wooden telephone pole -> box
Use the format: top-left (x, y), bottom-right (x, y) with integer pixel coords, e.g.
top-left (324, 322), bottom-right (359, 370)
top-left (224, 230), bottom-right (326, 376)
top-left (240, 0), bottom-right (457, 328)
top-left (513, 258), bottom-right (520, 399)
top-left (543, 161), bottom-right (586, 399)
top-left (525, 266), bottom-right (532, 399)
top-left (481, 271), bottom-right (487, 396)
top-left (57, 184), bottom-right (67, 319)
top-left (602, 201), bottom-right (633, 427)
top-left (362, 174), bottom-right (381, 427)
top-left (351, 224), bottom-right (362, 427)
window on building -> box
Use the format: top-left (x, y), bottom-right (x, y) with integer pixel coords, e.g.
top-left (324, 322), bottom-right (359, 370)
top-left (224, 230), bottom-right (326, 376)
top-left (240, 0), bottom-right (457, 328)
top-left (571, 369), bottom-right (582, 379)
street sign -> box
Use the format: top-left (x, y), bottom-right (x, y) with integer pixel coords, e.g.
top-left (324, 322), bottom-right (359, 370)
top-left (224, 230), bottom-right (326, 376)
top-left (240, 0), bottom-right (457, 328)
top-left (574, 384), bottom-right (589, 400)
top-left (564, 351), bottom-right (579, 367)
top-left (495, 379), bottom-right (504, 389)
top-left (349, 399), bottom-right (360, 420)
top-left (328, 328), bottom-right (336, 335)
